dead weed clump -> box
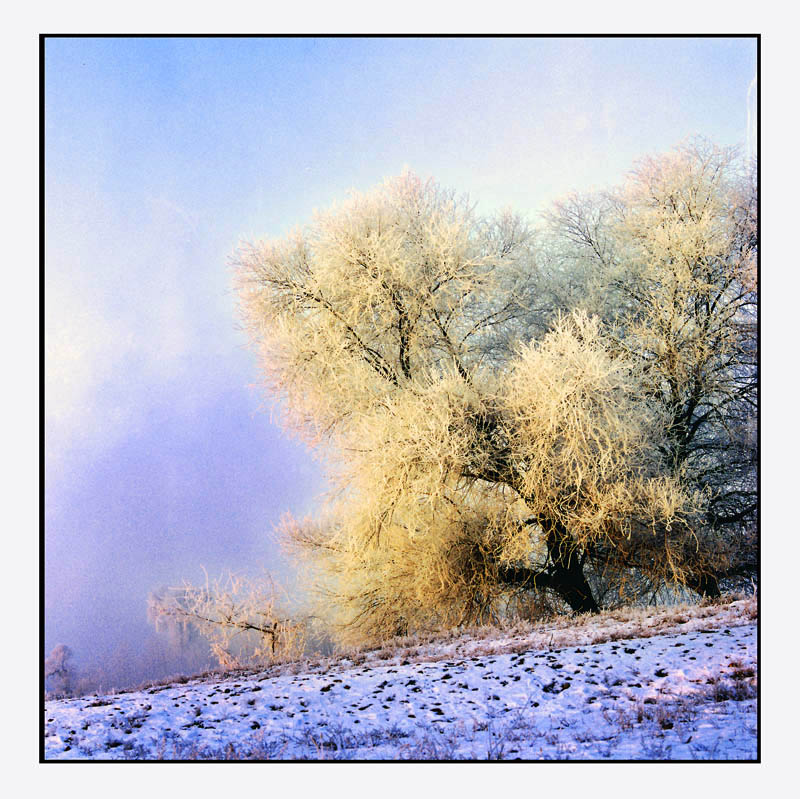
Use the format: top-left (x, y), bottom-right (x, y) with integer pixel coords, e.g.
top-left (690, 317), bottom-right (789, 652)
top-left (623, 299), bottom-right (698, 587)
top-left (702, 658), bottom-right (758, 703)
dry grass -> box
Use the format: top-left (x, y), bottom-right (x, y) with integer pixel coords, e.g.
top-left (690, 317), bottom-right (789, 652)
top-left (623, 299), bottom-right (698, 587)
top-left (327, 593), bottom-right (757, 669)
top-left (128, 593), bottom-right (755, 693)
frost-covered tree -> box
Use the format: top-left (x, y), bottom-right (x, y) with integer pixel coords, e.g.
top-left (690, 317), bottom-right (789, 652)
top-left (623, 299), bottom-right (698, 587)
top-left (148, 572), bottom-right (306, 668)
top-left (45, 644), bottom-right (75, 696)
top-left (541, 140), bottom-right (757, 596)
top-left (232, 158), bottom-right (749, 644)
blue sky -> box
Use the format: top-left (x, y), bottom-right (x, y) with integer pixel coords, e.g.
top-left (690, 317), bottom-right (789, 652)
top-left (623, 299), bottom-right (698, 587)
top-left (44, 36), bottom-right (757, 674)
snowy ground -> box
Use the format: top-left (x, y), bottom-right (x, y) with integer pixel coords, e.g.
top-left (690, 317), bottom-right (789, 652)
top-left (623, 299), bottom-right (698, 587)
top-left (44, 604), bottom-right (757, 761)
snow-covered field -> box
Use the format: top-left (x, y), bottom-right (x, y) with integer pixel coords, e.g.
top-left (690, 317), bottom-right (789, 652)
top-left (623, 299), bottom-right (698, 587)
top-left (43, 601), bottom-right (758, 761)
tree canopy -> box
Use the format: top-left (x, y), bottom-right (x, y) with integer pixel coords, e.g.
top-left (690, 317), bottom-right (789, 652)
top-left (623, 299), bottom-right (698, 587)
top-left (232, 141), bottom-right (757, 645)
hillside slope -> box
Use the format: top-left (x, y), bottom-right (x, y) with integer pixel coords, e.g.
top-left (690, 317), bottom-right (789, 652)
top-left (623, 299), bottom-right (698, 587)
top-left (43, 598), bottom-right (757, 761)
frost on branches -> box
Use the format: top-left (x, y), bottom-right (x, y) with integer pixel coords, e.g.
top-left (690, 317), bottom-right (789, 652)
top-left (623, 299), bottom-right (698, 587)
top-left (218, 141), bottom-right (756, 649)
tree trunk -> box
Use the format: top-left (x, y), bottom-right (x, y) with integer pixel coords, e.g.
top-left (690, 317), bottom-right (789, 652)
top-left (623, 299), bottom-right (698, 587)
top-left (494, 522), bottom-right (599, 615)
top-left (552, 568), bottom-right (599, 614)
top-left (685, 572), bottom-right (721, 599)
top-left (545, 525), bottom-right (599, 614)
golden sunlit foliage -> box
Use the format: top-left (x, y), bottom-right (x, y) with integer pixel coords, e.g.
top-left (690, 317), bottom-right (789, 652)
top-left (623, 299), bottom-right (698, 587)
top-left (542, 140), bottom-right (757, 593)
top-left (224, 143), bottom-right (756, 646)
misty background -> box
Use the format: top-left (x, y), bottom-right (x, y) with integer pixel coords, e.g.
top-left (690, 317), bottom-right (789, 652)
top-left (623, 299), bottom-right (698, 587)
top-left (44, 36), bottom-right (757, 691)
